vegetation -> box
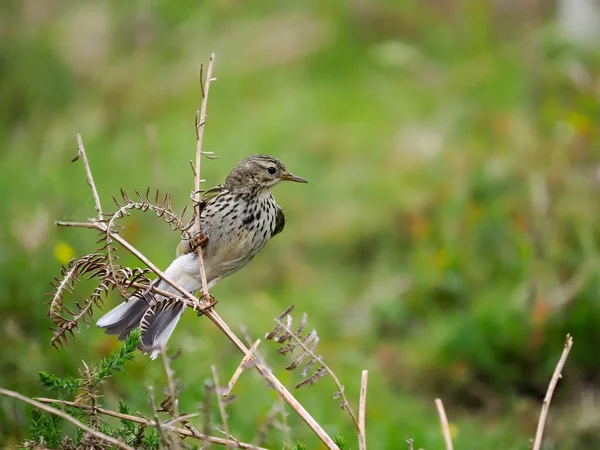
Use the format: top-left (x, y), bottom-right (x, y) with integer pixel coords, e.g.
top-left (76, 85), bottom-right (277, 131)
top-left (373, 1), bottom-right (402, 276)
top-left (2, 1), bottom-right (600, 449)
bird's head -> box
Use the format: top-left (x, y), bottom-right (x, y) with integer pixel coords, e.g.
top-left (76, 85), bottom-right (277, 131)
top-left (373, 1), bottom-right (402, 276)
top-left (225, 154), bottom-right (307, 193)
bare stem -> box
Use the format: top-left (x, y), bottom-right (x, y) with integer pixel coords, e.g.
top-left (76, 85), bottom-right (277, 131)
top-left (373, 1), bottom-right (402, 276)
top-left (358, 370), bottom-right (368, 450)
top-left (211, 365), bottom-right (231, 447)
top-left (193, 53), bottom-right (216, 297)
top-left (34, 397), bottom-right (266, 449)
top-left (0, 389), bottom-right (133, 450)
top-left (75, 134), bottom-right (103, 219)
top-left (532, 334), bottom-right (574, 450)
top-left (161, 349), bottom-right (179, 418)
top-left (148, 385), bottom-right (170, 448)
top-left (275, 316), bottom-right (360, 433)
top-left (223, 339), bottom-right (261, 398)
top-left (435, 398), bottom-right (454, 450)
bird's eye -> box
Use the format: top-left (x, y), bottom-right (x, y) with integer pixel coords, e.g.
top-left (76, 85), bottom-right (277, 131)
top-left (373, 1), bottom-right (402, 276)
top-left (267, 166), bottom-right (277, 175)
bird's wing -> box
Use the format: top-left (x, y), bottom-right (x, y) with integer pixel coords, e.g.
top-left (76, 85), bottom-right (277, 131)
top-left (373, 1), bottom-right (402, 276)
top-left (273, 206), bottom-right (285, 237)
top-left (176, 184), bottom-right (225, 257)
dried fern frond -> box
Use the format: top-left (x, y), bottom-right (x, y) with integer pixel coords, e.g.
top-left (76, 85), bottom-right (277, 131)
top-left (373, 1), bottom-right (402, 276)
top-left (48, 253), bottom-right (153, 349)
top-left (105, 188), bottom-right (191, 238)
top-left (265, 306), bottom-right (326, 389)
top-left (266, 305), bottom-right (361, 431)
top-left (96, 188), bottom-right (192, 298)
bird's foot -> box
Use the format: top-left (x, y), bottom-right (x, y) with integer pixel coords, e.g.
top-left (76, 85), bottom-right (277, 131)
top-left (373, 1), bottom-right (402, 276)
top-left (190, 232), bottom-right (209, 252)
top-left (196, 292), bottom-right (218, 316)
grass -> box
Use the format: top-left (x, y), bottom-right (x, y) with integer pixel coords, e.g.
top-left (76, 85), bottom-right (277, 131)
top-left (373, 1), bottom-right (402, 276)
top-left (2, 1), bottom-right (600, 448)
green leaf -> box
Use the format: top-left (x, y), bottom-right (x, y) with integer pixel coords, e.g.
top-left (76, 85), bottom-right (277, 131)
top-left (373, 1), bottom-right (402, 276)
top-left (38, 371), bottom-right (82, 397)
top-left (94, 328), bottom-right (140, 384)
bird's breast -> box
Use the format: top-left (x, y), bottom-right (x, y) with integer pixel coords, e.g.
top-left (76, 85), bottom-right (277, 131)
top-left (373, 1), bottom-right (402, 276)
top-left (199, 193), bottom-right (279, 281)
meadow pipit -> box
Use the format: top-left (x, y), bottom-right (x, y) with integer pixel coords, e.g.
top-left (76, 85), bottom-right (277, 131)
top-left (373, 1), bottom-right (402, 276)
top-left (97, 154), bottom-right (307, 358)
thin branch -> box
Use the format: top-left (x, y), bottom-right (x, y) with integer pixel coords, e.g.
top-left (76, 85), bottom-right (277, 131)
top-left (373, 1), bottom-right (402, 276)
top-left (0, 388), bottom-right (133, 450)
top-left (532, 334), bottom-right (574, 450)
top-left (161, 348), bottom-right (179, 418)
top-left (193, 53), bottom-right (216, 297)
top-left (223, 340), bottom-right (261, 398)
top-left (274, 315), bottom-right (360, 433)
top-left (34, 397), bottom-right (266, 449)
top-left (211, 365), bottom-right (230, 447)
top-left (148, 385), bottom-right (170, 448)
top-left (406, 438), bottom-right (414, 450)
top-left (75, 134), bottom-right (103, 219)
top-left (435, 398), bottom-right (454, 450)
top-left (203, 379), bottom-right (213, 449)
top-left (358, 370), bottom-right (368, 450)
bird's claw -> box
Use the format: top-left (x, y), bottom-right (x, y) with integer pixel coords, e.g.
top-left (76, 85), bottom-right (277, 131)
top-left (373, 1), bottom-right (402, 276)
top-left (196, 293), bottom-right (218, 316)
top-left (190, 232), bottom-right (209, 252)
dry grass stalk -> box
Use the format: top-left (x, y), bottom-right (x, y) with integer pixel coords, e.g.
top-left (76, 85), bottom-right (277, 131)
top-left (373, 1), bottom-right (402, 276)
top-left (531, 334), bottom-right (574, 450)
top-left (358, 370), bottom-right (368, 450)
top-left (193, 53), bottom-right (216, 298)
top-left (211, 365), bottom-right (231, 447)
top-left (223, 339), bottom-right (261, 398)
top-left (435, 398), bottom-right (453, 450)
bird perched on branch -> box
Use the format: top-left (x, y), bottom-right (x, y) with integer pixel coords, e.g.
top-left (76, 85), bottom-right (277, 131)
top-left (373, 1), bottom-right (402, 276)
top-left (97, 154), bottom-right (307, 359)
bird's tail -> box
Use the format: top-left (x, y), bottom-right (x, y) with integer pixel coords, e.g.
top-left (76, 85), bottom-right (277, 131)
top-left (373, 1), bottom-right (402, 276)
top-left (96, 288), bottom-right (185, 360)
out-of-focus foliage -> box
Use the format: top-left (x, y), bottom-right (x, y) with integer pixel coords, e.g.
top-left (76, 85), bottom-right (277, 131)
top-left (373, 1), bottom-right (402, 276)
top-left (2, 0), bottom-right (600, 449)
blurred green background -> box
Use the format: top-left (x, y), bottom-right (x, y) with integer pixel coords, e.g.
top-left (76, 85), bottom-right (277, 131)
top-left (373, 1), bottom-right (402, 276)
top-left (2, 0), bottom-right (600, 448)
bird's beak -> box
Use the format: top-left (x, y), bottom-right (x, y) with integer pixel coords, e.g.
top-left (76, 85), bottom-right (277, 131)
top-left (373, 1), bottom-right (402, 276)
top-left (282, 172), bottom-right (308, 183)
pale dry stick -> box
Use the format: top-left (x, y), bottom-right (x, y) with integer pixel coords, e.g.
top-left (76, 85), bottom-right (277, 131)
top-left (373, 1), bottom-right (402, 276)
top-left (358, 370), bottom-right (369, 450)
top-left (0, 388), bottom-right (133, 450)
top-left (275, 315), bottom-right (361, 433)
top-left (148, 385), bottom-right (171, 448)
top-left (211, 365), bottom-right (231, 446)
top-left (240, 328), bottom-right (291, 447)
top-left (435, 398), bottom-right (454, 450)
top-left (75, 134), bottom-right (103, 219)
top-left (406, 438), bottom-right (414, 450)
top-left (161, 348), bottom-right (179, 418)
top-left (223, 339), bottom-right (261, 398)
top-left (193, 53), bottom-right (216, 297)
top-left (35, 397), bottom-right (266, 449)
top-left (532, 334), bottom-right (574, 450)
top-left (56, 219), bottom-right (340, 449)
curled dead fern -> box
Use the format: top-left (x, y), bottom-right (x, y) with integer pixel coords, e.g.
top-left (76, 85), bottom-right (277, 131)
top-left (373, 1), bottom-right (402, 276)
top-left (48, 253), bottom-right (153, 349)
top-left (98, 188), bottom-right (192, 297)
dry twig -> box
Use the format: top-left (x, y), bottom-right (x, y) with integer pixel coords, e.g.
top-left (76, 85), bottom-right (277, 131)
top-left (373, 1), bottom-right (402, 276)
top-left (211, 365), bottom-right (231, 447)
top-left (223, 339), bottom-right (261, 398)
top-left (358, 370), bottom-right (368, 450)
top-left (193, 53), bottom-right (216, 298)
top-left (73, 134), bottom-right (103, 219)
top-left (0, 389), bottom-right (133, 450)
top-left (435, 398), bottom-right (453, 450)
top-left (531, 334), bottom-right (574, 450)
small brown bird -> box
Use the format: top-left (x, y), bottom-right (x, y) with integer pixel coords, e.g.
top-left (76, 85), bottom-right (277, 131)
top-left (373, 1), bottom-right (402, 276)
top-left (97, 155), bottom-right (307, 358)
